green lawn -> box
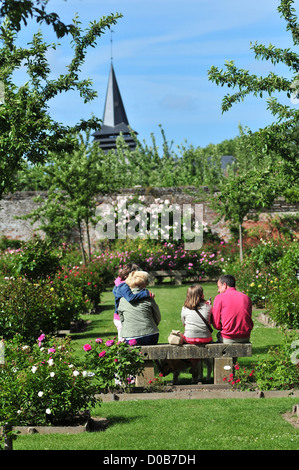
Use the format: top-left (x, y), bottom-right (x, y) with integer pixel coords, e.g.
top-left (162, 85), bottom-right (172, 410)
top-left (14, 398), bottom-right (299, 451)
top-left (12, 283), bottom-right (299, 451)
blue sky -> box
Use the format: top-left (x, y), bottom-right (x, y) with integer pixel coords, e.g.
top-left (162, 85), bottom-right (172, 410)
top-left (11, 0), bottom-right (299, 150)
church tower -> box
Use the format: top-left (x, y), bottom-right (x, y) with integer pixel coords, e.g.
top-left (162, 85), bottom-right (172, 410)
top-left (92, 62), bottom-right (137, 151)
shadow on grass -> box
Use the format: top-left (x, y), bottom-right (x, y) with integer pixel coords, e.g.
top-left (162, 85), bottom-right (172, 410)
top-left (103, 415), bottom-right (144, 428)
top-left (97, 304), bottom-right (115, 312)
top-left (71, 314), bottom-right (117, 341)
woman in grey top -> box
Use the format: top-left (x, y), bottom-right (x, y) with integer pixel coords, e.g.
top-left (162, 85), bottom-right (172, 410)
top-left (181, 285), bottom-right (212, 344)
top-left (118, 271), bottom-right (161, 345)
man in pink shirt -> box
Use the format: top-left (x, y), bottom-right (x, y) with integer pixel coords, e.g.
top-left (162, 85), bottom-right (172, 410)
top-left (211, 274), bottom-right (253, 343)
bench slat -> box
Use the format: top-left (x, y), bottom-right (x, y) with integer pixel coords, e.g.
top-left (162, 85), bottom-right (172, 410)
top-left (139, 343), bottom-right (252, 360)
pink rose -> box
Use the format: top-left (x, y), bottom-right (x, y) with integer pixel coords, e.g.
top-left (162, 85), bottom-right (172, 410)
top-left (128, 339), bottom-right (137, 346)
top-left (48, 348), bottom-right (56, 354)
top-left (95, 338), bottom-right (103, 343)
top-left (38, 334), bottom-right (45, 342)
top-left (83, 344), bottom-right (92, 352)
top-left (99, 351), bottom-right (106, 357)
top-left (106, 340), bottom-right (114, 347)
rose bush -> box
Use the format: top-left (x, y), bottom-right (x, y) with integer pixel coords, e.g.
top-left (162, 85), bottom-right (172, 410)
top-left (223, 239), bottom-right (299, 328)
top-left (0, 277), bottom-right (87, 343)
top-left (82, 337), bottom-right (145, 392)
top-left (0, 334), bottom-right (99, 427)
top-left (223, 331), bottom-right (299, 391)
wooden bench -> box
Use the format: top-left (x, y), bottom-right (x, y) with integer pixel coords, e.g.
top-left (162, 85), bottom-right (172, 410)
top-left (148, 270), bottom-right (187, 286)
top-left (136, 343), bottom-right (252, 386)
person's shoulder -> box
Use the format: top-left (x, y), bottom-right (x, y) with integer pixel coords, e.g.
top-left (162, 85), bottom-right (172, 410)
top-left (213, 292), bottom-right (223, 302)
top-left (118, 282), bottom-right (129, 291)
top-left (181, 306), bottom-right (192, 313)
top-left (200, 302), bottom-right (212, 312)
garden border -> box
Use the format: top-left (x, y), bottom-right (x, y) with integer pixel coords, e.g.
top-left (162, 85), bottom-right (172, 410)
top-left (0, 417), bottom-right (108, 435)
top-left (98, 386), bottom-right (299, 402)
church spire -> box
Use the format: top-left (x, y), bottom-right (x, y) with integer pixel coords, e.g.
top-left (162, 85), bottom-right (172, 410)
top-left (101, 62), bottom-right (129, 129)
top-left (93, 42), bottom-right (137, 151)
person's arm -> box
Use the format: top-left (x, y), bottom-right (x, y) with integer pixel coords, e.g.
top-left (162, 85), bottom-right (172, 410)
top-left (181, 307), bottom-right (186, 327)
top-left (118, 283), bottom-right (150, 302)
top-left (151, 299), bottom-right (161, 326)
top-left (118, 301), bottom-right (124, 323)
top-left (211, 296), bottom-right (222, 330)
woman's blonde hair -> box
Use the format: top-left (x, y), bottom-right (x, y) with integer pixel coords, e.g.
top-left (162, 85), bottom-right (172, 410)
top-left (184, 285), bottom-right (204, 310)
top-left (126, 270), bottom-right (149, 288)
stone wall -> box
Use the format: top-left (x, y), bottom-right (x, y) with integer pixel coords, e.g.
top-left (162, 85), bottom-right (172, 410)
top-left (0, 188), bottom-right (298, 246)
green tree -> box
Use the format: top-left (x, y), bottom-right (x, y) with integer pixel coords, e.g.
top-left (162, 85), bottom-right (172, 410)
top-left (210, 164), bottom-right (278, 262)
top-left (208, 0), bottom-right (299, 202)
top-left (0, 0), bottom-right (75, 37)
top-left (0, 11), bottom-right (121, 198)
top-left (20, 132), bottom-right (114, 264)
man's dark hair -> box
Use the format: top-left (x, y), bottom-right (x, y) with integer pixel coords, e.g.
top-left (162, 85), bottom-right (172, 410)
top-left (219, 274), bottom-right (235, 287)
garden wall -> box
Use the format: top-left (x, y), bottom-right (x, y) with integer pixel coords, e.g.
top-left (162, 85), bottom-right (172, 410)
top-left (0, 188), bottom-right (298, 246)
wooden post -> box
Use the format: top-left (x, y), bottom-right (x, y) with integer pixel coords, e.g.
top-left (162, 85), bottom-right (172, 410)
top-left (135, 360), bottom-right (155, 387)
top-left (214, 357), bottom-right (233, 384)
top-left (3, 423), bottom-right (13, 450)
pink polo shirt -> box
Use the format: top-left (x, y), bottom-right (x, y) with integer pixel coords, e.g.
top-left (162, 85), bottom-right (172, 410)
top-left (211, 287), bottom-right (253, 339)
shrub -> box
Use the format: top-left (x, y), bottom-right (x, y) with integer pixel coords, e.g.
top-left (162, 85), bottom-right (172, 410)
top-left (254, 331), bottom-right (299, 390)
top-left (0, 277), bottom-right (86, 343)
top-left (223, 332), bottom-right (299, 391)
top-left (11, 237), bottom-right (61, 280)
top-left (266, 241), bottom-right (299, 328)
top-left (57, 261), bottom-right (112, 309)
top-left (0, 235), bottom-right (22, 251)
top-left (222, 363), bottom-right (256, 391)
top-left (82, 337), bottom-right (145, 392)
top-left (225, 240), bottom-right (299, 327)
top-left (0, 334), bottom-right (99, 426)
top-left (94, 240), bottom-right (225, 280)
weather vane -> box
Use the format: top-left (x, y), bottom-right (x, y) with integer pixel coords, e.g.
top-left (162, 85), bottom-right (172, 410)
top-left (110, 30), bottom-right (114, 63)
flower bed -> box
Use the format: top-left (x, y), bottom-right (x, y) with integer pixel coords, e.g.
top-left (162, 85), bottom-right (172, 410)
top-left (0, 335), bottom-right (99, 427)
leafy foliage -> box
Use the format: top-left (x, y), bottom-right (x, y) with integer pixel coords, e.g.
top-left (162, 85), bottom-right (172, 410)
top-left (0, 276), bottom-right (86, 342)
top-left (0, 0), bottom-right (76, 37)
top-left (0, 11), bottom-right (121, 198)
top-left (0, 334), bottom-right (99, 426)
top-left (224, 239), bottom-right (299, 328)
top-left (82, 338), bottom-right (145, 393)
top-left (207, 0), bottom-right (299, 244)
top-left (12, 237), bottom-right (60, 280)
top-left (254, 331), bottom-right (299, 390)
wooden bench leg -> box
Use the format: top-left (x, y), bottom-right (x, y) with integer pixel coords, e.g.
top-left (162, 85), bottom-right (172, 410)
top-left (213, 357), bottom-right (233, 385)
top-left (174, 273), bottom-right (182, 285)
top-left (135, 360), bottom-right (155, 387)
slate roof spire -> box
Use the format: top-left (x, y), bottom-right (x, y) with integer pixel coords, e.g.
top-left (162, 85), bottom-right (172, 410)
top-left (93, 62), bottom-right (137, 151)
